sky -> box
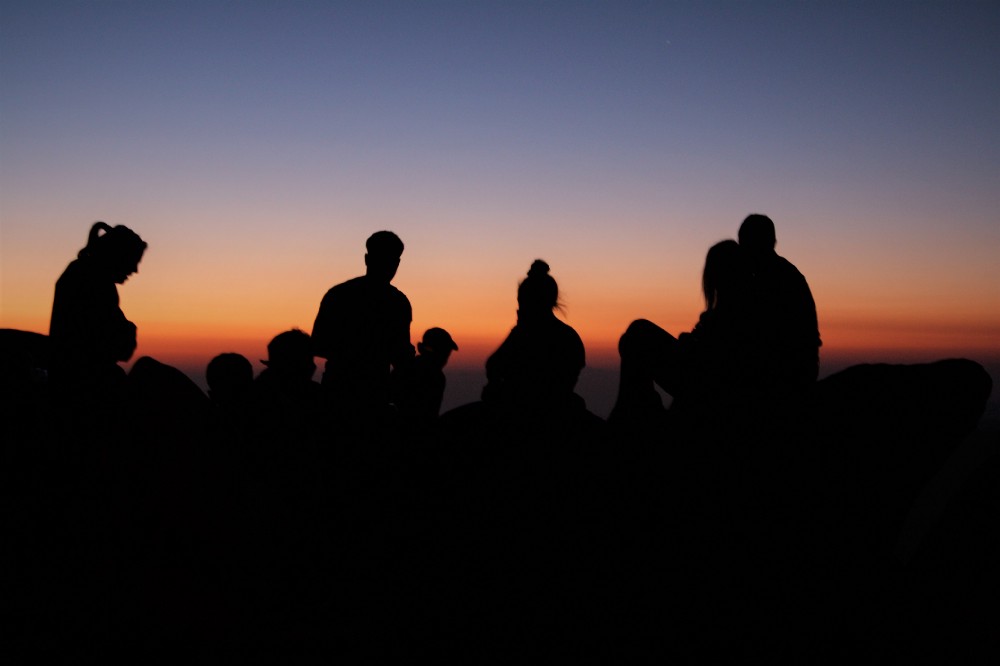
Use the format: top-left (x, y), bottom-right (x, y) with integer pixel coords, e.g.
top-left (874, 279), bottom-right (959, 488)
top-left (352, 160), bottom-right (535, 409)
top-left (2, 0), bottom-right (998, 416)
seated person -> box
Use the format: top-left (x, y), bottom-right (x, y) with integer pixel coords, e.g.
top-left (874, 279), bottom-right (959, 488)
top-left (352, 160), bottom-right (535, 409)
top-left (613, 240), bottom-right (761, 423)
top-left (483, 260), bottom-right (586, 415)
top-left (391, 327), bottom-right (458, 431)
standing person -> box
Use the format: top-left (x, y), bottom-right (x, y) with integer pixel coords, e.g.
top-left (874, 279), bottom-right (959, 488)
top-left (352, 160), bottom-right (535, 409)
top-left (311, 231), bottom-right (415, 420)
top-left (738, 214), bottom-right (821, 391)
top-left (483, 260), bottom-right (586, 416)
top-left (49, 221), bottom-right (147, 400)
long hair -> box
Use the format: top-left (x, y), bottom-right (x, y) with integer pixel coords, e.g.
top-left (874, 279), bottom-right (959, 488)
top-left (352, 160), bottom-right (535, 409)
top-left (702, 240), bottom-right (747, 310)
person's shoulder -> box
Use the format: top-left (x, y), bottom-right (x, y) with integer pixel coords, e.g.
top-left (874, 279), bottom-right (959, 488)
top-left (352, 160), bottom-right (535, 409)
top-left (322, 275), bottom-right (364, 299)
top-left (333, 275), bottom-right (367, 291)
top-left (774, 254), bottom-right (806, 278)
top-left (57, 258), bottom-right (89, 281)
top-left (553, 317), bottom-right (585, 349)
top-left (387, 283), bottom-right (412, 308)
top-left (557, 317), bottom-right (582, 339)
top-left (55, 258), bottom-right (103, 292)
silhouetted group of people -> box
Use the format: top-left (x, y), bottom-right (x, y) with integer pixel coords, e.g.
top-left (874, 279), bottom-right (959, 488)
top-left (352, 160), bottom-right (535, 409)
top-left (612, 215), bottom-right (821, 440)
top-left (2, 216), bottom-right (995, 659)
top-left (36, 217), bottom-right (826, 442)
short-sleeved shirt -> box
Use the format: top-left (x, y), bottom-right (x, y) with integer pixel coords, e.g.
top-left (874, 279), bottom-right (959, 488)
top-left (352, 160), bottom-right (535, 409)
top-left (311, 275), bottom-right (414, 405)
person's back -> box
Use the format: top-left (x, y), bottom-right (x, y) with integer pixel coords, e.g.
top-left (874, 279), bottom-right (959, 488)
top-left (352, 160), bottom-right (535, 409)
top-left (738, 214), bottom-right (821, 392)
top-left (677, 240), bottom-right (761, 410)
top-left (311, 231), bottom-right (415, 416)
top-left (484, 260), bottom-right (586, 413)
top-left (486, 316), bottom-right (585, 404)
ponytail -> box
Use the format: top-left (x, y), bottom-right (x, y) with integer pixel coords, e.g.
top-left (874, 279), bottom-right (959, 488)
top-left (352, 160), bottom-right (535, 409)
top-left (79, 221), bottom-right (113, 259)
top-left (77, 221), bottom-right (147, 263)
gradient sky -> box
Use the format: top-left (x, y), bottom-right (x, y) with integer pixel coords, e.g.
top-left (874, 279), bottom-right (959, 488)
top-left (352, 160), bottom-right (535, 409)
top-left (2, 1), bottom-right (998, 413)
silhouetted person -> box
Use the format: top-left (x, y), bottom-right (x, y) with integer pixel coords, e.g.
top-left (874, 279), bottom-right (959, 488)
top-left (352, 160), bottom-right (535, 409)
top-left (206, 352), bottom-right (254, 409)
top-left (612, 240), bottom-right (760, 427)
top-left (738, 214), bottom-right (821, 390)
top-left (483, 260), bottom-right (586, 416)
top-left (254, 329), bottom-right (321, 406)
top-left (311, 231), bottom-right (415, 421)
top-left (126, 356), bottom-right (210, 435)
top-left (251, 329), bottom-right (321, 449)
top-left (205, 352), bottom-right (255, 442)
top-left (391, 327), bottom-right (458, 431)
top-left (48, 221), bottom-right (146, 402)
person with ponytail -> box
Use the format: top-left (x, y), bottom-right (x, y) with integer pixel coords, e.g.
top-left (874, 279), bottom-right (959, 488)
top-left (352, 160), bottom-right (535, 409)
top-left (483, 260), bottom-right (586, 415)
top-left (49, 221), bottom-right (147, 397)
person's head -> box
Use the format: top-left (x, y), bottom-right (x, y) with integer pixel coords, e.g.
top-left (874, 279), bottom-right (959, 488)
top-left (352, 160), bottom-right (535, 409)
top-left (417, 327), bottom-right (458, 369)
top-left (738, 214), bottom-right (777, 255)
top-left (364, 231), bottom-right (404, 283)
top-left (702, 239), bottom-right (749, 310)
top-left (206, 352), bottom-right (253, 403)
top-left (261, 329), bottom-right (316, 382)
top-left (79, 221), bottom-right (147, 283)
top-left (517, 259), bottom-right (560, 317)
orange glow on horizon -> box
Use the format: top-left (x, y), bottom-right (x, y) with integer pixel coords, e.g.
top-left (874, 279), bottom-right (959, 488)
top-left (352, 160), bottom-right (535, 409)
top-left (6, 305), bottom-right (997, 369)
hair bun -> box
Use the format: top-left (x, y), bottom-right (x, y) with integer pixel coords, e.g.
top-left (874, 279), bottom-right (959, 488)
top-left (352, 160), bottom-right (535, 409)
top-left (527, 259), bottom-right (550, 278)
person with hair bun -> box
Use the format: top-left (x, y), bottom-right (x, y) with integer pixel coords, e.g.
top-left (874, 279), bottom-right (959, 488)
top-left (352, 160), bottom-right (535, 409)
top-left (483, 259), bottom-right (586, 414)
top-left (49, 221), bottom-right (147, 397)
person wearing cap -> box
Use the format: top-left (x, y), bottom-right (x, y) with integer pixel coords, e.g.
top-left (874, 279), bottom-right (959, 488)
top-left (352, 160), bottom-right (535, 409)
top-left (391, 327), bottom-right (458, 432)
top-left (311, 231), bottom-right (416, 420)
top-left (251, 328), bottom-right (322, 441)
top-left (257, 329), bottom-right (318, 387)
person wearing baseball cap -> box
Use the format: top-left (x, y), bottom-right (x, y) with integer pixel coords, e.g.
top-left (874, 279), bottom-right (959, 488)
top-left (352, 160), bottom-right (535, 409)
top-left (391, 326), bottom-right (458, 433)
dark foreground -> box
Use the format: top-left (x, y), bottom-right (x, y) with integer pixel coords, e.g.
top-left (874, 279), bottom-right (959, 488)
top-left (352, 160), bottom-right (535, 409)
top-left (2, 359), bottom-right (997, 661)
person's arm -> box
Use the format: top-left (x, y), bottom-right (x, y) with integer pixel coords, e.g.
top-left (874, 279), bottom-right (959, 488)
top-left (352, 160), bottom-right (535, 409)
top-left (110, 318), bottom-right (137, 362)
top-left (389, 295), bottom-right (416, 371)
top-left (485, 328), bottom-right (517, 383)
top-left (311, 289), bottom-right (337, 360)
